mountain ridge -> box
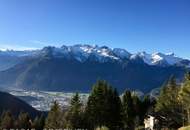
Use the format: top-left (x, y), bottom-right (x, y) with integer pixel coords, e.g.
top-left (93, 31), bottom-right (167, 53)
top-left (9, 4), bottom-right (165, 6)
top-left (0, 44), bottom-right (189, 69)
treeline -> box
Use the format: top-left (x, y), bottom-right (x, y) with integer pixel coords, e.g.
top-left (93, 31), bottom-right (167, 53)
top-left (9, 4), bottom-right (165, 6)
top-left (44, 80), bottom-right (154, 130)
top-left (0, 80), bottom-right (154, 130)
top-left (0, 111), bottom-right (45, 130)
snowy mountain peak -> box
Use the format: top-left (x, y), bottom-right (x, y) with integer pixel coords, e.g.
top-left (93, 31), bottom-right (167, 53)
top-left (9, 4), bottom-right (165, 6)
top-left (113, 48), bottom-right (131, 59)
top-left (40, 44), bottom-right (120, 62)
top-left (151, 52), bottom-right (183, 65)
top-left (165, 52), bottom-right (175, 56)
top-left (130, 51), bottom-right (189, 67)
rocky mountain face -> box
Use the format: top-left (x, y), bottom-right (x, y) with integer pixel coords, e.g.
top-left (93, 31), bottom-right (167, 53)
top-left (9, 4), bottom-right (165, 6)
top-left (0, 44), bottom-right (188, 93)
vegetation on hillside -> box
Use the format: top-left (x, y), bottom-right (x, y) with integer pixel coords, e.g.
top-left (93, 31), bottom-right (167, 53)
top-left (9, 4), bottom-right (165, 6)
top-left (0, 72), bottom-right (190, 130)
top-left (154, 72), bottom-right (190, 129)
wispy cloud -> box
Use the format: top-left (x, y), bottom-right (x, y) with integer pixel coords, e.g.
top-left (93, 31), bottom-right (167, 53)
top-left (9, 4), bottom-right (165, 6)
top-left (29, 40), bottom-right (61, 47)
top-left (0, 43), bottom-right (38, 51)
top-left (0, 40), bottom-right (63, 51)
top-left (29, 40), bottom-right (50, 46)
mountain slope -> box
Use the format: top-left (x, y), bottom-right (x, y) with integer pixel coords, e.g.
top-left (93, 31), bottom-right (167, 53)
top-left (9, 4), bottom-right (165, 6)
top-left (0, 55), bottom-right (186, 93)
top-left (0, 91), bottom-right (42, 118)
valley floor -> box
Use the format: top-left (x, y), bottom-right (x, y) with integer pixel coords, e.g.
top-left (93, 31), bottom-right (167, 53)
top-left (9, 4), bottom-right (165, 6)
top-left (2, 88), bottom-right (89, 111)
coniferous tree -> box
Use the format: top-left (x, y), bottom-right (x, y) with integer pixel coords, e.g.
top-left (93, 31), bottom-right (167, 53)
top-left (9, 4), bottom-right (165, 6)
top-left (0, 111), bottom-right (14, 129)
top-left (16, 112), bottom-right (31, 129)
top-left (132, 94), bottom-right (142, 128)
top-left (155, 76), bottom-right (183, 129)
top-left (85, 80), bottom-right (122, 130)
top-left (108, 88), bottom-right (123, 129)
top-left (32, 115), bottom-right (45, 130)
top-left (64, 93), bottom-right (83, 129)
top-left (85, 80), bottom-right (109, 129)
top-left (140, 95), bottom-right (154, 123)
top-left (45, 101), bottom-right (65, 129)
top-left (179, 72), bottom-right (190, 125)
top-left (122, 90), bottom-right (135, 130)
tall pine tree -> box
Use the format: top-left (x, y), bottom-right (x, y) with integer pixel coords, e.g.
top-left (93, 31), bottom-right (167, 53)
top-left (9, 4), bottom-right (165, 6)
top-left (122, 90), bottom-right (136, 130)
top-left (32, 114), bottom-right (45, 130)
top-left (16, 112), bottom-right (31, 129)
top-left (64, 93), bottom-right (83, 129)
top-left (155, 76), bottom-right (183, 129)
top-left (45, 101), bottom-right (65, 129)
top-left (85, 80), bottom-right (123, 130)
top-left (140, 95), bottom-right (154, 124)
top-left (0, 111), bottom-right (14, 129)
top-left (179, 72), bottom-right (190, 125)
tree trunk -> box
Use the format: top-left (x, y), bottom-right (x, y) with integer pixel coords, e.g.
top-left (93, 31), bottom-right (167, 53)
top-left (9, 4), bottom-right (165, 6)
top-left (188, 109), bottom-right (190, 125)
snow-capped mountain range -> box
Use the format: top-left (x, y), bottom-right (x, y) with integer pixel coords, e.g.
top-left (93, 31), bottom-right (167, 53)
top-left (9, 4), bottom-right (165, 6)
top-left (0, 44), bottom-right (189, 68)
top-left (0, 44), bottom-right (188, 94)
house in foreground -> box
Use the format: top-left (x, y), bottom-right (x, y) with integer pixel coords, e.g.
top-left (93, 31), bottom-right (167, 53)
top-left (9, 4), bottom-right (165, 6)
top-left (144, 115), bottom-right (158, 130)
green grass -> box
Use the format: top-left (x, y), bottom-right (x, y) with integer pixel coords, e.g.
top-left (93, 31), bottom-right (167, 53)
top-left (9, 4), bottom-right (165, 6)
top-left (179, 126), bottom-right (190, 130)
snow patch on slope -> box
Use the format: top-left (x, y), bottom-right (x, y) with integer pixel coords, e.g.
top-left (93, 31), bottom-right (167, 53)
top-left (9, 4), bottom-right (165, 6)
top-left (131, 51), bottom-right (184, 66)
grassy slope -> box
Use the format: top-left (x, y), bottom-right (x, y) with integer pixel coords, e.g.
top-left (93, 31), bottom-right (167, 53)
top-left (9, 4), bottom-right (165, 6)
top-left (179, 126), bottom-right (190, 130)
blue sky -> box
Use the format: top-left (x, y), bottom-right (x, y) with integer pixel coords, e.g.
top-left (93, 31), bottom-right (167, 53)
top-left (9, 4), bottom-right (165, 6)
top-left (0, 0), bottom-right (190, 58)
